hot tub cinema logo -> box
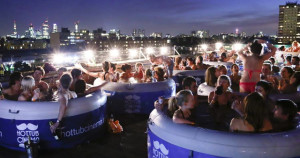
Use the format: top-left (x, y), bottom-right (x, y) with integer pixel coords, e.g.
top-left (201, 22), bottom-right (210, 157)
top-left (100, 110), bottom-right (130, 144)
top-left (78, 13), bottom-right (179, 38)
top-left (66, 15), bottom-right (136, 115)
top-left (16, 123), bottom-right (39, 148)
top-left (124, 95), bottom-right (141, 113)
top-left (153, 140), bottom-right (169, 158)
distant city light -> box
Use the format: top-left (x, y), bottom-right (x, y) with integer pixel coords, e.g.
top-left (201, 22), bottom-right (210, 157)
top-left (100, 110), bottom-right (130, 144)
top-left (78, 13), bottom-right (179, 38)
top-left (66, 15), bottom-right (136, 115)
top-left (109, 48), bottom-right (120, 58)
top-left (232, 43), bottom-right (243, 51)
top-left (201, 44), bottom-right (208, 51)
top-left (215, 42), bottom-right (223, 50)
top-left (129, 49), bottom-right (138, 58)
top-left (160, 47), bottom-right (168, 55)
top-left (84, 50), bottom-right (95, 60)
top-left (146, 47), bottom-right (154, 54)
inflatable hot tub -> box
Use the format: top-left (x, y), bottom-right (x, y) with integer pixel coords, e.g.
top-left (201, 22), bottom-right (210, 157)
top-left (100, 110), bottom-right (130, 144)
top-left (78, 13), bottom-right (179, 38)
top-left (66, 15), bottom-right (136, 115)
top-left (0, 90), bottom-right (107, 151)
top-left (148, 109), bottom-right (300, 158)
top-left (95, 79), bottom-right (176, 114)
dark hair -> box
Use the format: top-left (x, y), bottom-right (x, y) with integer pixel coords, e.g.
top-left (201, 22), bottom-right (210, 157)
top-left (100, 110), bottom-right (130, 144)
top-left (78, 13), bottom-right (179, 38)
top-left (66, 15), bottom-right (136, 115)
top-left (102, 61), bottom-right (110, 72)
top-left (221, 52), bottom-right (227, 58)
top-left (250, 40), bottom-right (263, 55)
top-left (58, 67), bottom-right (67, 72)
top-left (154, 67), bottom-right (165, 80)
top-left (292, 56), bottom-right (299, 63)
top-left (230, 64), bottom-right (239, 70)
top-left (272, 66), bottom-right (280, 73)
top-left (174, 56), bottom-right (182, 66)
top-left (205, 66), bottom-right (218, 87)
top-left (286, 55), bottom-right (292, 62)
top-left (276, 99), bottom-right (297, 121)
top-left (282, 66), bottom-right (294, 78)
top-left (269, 57), bottom-right (275, 63)
top-left (74, 79), bottom-right (86, 95)
top-left (43, 63), bottom-right (56, 74)
top-left (60, 73), bottom-right (73, 90)
top-left (256, 80), bottom-right (272, 96)
top-left (9, 72), bottom-right (22, 87)
top-left (182, 76), bottom-right (196, 89)
top-left (110, 63), bottom-right (116, 71)
top-left (121, 64), bottom-right (131, 72)
top-left (71, 68), bottom-right (82, 79)
top-left (196, 55), bottom-right (203, 64)
top-left (187, 57), bottom-right (195, 64)
top-left (34, 66), bottom-right (45, 76)
top-left (262, 63), bottom-right (272, 71)
top-left (291, 71), bottom-right (300, 86)
top-left (244, 92), bottom-right (268, 132)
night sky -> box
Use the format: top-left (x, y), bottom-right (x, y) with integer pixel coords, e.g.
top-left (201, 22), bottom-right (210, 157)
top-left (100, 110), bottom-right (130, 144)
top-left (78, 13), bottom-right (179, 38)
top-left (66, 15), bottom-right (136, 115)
top-left (0, 0), bottom-right (286, 37)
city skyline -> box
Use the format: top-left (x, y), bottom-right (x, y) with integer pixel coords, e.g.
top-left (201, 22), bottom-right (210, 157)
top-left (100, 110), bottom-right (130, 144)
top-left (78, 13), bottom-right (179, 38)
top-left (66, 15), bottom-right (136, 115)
top-left (0, 0), bottom-right (285, 37)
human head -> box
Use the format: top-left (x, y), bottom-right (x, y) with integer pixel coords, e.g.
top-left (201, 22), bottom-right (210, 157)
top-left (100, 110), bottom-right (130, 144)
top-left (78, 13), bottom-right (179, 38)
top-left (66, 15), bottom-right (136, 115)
top-left (195, 55), bottom-right (203, 65)
top-left (272, 66), bottom-right (280, 74)
top-left (281, 66), bottom-right (294, 79)
top-left (110, 63), bottom-right (117, 71)
top-left (60, 73), bottom-right (73, 90)
top-left (274, 99), bottom-right (297, 122)
top-left (255, 80), bottom-right (272, 98)
top-left (290, 71), bottom-right (300, 86)
top-left (182, 76), bottom-right (197, 95)
top-left (292, 41), bottom-right (299, 47)
top-left (292, 56), bottom-right (299, 65)
top-left (205, 66), bottom-right (220, 87)
top-left (21, 76), bottom-right (35, 91)
top-left (261, 63), bottom-right (272, 76)
top-left (58, 67), bottom-right (67, 79)
top-left (217, 75), bottom-right (231, 91)
top-left (9, 72), bottom-right (23, 87)
top-left (279, 46), bottom-right (285, 51)
top-left (135, 63), bottom-right (143, 71)
top-left (145, 69), bottom-right (153, 78)
top-left (174, 90), bottom-right (194, 108)
top-left (102, 61), bottom-right (110, 72)
top-left (175, 56), bottom-right (182, 66)
top-left (250, 40), bottom-right (263, 55)
top-left (148, 54), bottom-right (155, 62)
top-left (75, 79), bottom-right (86, 95)
top-left (71, 68), bottom-right (82, 80)
top-left (269, 57), bottom-right (275, 65)
top-left (187, 57), bottom-right (195, 66)
top-left (33, 66), bottom-right (45, 82)
top-left (286, 55), bottom-right (292, 63)
top-left (230, 64), bottom-right (239, 74)
top-left (244, 92), bottom-right (267, 131)
top-left (220, 52), bottom-right (227, 61)
top-left (154, 66), bottom-right (165, 81)
top-left (218, 65), bottom-right (227, 75)
top-left (121, 64), bottom-right (132, 72)
top-left (43, 63), bottom-right (56, 74)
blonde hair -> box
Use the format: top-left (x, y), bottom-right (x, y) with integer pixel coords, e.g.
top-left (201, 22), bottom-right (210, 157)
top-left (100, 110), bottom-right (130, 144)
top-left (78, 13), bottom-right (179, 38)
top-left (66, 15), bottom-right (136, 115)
top-left (167, 90), bottom-right (193, 117)
top-left (21, 76), bottom-right (35, 91)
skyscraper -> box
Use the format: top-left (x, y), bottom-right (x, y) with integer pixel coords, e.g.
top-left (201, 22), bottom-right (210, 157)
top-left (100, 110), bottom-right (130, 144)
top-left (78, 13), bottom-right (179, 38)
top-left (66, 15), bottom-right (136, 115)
top-left (53, 23), bottom-right (58, 33)
top-left (13, 20), bottom-right (17, 36)
top-left (75, 21), bottom-right (79, 33)
top-left (29, 23), bottom-right (35, 38)
top-left (42, 19), bottom-right (50, 39)
top-left (278, 2), bottom-right (300, 44)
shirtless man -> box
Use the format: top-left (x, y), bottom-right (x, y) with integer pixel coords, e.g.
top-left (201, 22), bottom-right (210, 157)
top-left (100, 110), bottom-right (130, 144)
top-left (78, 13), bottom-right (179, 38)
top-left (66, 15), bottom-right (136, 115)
top-left (238, 40), bottom-right (276, 93)
top-left (149, 54), bottom-right (174, 77)
top-left (33, 66), bottom-right (49, 93)
top-left (2, 72), bottom-right (23, 100)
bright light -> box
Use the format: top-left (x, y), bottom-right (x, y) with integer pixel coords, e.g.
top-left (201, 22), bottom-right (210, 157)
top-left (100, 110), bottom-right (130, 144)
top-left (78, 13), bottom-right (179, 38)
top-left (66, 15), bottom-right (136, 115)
top-left (53, 54), bottom-right (64, 64)
top-left (160, 47), bottom-right (168, 55)
top-left (84, 50), bottom-right (95, 59)
top-left (109, 48), bottom-right (120, 58)
top-left (129, 49), bottom-right (138, 58)
top-left (215, 42), bottom-right (223, 50)
top-left (201, 44), bottom-right (208, 51)
top-left (232, 43), bottom-right (243, 51)
top-left (146, 47), bottom-right (154, 54)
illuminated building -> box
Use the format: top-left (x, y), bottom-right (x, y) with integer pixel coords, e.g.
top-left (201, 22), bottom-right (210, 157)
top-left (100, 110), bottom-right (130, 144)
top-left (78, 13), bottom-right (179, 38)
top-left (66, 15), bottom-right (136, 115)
top-left (42, 19), bottom-right (50, 39)
top-left (75, 21), bottom-right (79, 33)
top-left (191, 30), bottom-right (210, 38)
top-left (278, 2), bottom-right (300, 44)
top-left (150, 32), bottom-right (162, 38)
top-left (132, 29), bottom-right (145, 38)
top-left (13, 20), bottom-right (17, 37)
top-left (53, 23), bottom-right (58, 33)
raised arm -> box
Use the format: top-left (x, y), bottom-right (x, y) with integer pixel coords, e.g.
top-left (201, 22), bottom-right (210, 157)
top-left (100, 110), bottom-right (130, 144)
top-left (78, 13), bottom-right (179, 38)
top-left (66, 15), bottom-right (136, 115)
top-left (262, 43), bottom-right (276, 61)
top-left (85, 81), bottom-right (108, 94)
top-left (76, 63), bottom-right (100, 78)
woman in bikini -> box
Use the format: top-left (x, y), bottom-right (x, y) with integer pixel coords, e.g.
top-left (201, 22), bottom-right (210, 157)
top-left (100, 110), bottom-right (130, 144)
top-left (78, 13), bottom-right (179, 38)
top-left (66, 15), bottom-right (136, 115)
top-left (238, 40), bottom-right (276, 93)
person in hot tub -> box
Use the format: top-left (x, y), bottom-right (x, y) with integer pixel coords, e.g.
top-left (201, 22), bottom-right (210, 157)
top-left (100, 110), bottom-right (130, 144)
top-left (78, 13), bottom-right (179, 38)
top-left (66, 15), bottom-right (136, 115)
top-left (172, 90), bottom-right (195, 125)
top-left (149, 54), bottom-right (174, 77)
top-left (50, 73), bottom-right (77, 133)
top-left (2, 72), bottom-right (23, 100)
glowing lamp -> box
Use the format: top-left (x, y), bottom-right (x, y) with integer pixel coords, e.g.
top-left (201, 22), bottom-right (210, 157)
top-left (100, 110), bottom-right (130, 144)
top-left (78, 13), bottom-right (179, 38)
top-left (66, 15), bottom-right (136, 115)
top-left (201, 44), bottom-right (208, 51)
top-left (129, 49), bottom-right (138, 58)
top-left (146, 47), bottom-right (154, 54)
top-left (109, 49), bottom-right (120, 58)
top-left (53, 54), bottom-right (64, 64)
top-left (160, 47), bottom-right (168, 55)
top-left (215, 42), bottom-right (223, 50)
top-left (232, 43), bottom-right (243, 51)
top-left (84, 50), bottom-right (95, 59)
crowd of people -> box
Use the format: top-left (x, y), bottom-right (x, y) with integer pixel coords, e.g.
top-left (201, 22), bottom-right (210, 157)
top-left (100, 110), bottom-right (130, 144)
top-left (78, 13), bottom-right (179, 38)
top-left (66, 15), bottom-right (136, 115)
top-left (155, 39), bottom-right (300, 133)
top-left (0, 39), bottom-right (299, 134)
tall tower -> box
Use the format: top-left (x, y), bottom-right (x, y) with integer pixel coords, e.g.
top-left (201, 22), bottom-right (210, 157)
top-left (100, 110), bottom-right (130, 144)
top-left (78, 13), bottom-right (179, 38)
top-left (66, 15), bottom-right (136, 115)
top-left (75, 21), bottom-right (79, 33)
top-left (13, 20), bottom-right (17, 36)
top-left (29, 23), bottom-right (35, 38)
top-left (42, 18), bottom-right (50, 39)
top-left (53, 23), bottom-right (58, 33)
top-left (278, 2), bottom-right (300, 43)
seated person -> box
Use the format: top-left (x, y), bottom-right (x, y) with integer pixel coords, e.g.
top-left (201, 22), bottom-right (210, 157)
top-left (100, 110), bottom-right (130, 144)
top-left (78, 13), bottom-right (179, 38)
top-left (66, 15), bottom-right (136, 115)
top-left (278, 66), bottom-right (295, 93)
top-left (143, 69), bottom-right (154, 83)
top-left (230, 92), bottom-right (273, 132)
top-left (153, 67), bottom-right (165, 82)
top-left (292, 56), bottom-right (300, 71)
top-left (229, 64), bottom-right (241, 92)
top-left (149, 54), bottom-right (174, 77)
top-left (50, 73), bottom-right (77, 133)
top-left (205, 66), bottom-right (220, 87)
top-left (133, 63), bottom-right (144, 83)
top-left (108, 63), bottom-right (119, 82)
top-left (174, 56), bottom-right (182, 70)
top-left (119, 64), bottom-right (134, 83)
top-left (77, 61), bottom-right (111, 81)
top-left (208, 52), bottom-right (218, 62)
top-left (260, 63), bottom-right (279, 89)
top-left (286, 41), bottom-right (300, 52)
top-left (43, 63), bottom-right (56, 74)
top-left (33, 66), bottom-right (49, 95)
top-left (18, 76), bottom-right (36, 101)
top-left (70, 68), bottom-right (82, 91)
top-left (272, 99), bottom-right (298, 132)
top-left (3, 72), bottom-right (23, 100)
top-left (195, 55), bottom-right (209, 70)
top-left (281, 55), bottom-right (292, 66)
top-left (186, 57), bottom-right (197, 70)
top-left (172, 90), bottom-right (195, 125)
top-left (279, 71), bottom-right (300, 94)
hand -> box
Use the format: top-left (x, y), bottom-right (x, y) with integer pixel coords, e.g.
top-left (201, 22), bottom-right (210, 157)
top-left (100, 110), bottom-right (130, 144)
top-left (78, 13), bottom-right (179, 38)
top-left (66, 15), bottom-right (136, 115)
top-left (50, 122), bottom-right (59, 133)
top-left (154, 100), bottom-right (163, 111)
top-left (257, 39), bottom-right (266, 44)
